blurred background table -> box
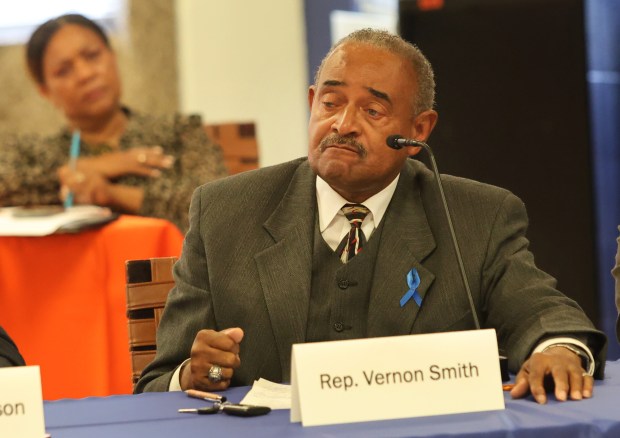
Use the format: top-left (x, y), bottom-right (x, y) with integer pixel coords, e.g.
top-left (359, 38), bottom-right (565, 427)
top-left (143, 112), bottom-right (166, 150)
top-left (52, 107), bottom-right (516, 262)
top-left (0, 215), bottom-right (184, 400)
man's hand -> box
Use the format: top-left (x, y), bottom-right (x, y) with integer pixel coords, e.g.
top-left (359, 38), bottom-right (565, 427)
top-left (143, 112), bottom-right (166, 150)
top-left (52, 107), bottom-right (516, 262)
top-left (510, 346), bottom-right (593, 404)
top-left (180, 328), bottom-right (244, 391)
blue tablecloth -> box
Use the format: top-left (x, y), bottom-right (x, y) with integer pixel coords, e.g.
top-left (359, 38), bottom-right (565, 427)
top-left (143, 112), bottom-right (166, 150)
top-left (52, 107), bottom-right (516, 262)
top-left (44, 360), bottom-right (620, 437)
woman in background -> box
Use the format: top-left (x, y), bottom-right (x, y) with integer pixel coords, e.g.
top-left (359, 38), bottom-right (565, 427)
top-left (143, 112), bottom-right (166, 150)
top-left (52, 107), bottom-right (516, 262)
top-left (0, 14), bottom-right (227, 232)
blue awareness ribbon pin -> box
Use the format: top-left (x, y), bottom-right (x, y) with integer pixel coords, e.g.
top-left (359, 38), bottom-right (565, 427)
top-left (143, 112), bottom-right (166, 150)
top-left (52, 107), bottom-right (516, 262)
top-left (400, 268), bottom-right (422, 307)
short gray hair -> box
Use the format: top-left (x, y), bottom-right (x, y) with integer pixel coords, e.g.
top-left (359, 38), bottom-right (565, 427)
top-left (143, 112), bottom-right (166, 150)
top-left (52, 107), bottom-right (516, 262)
top-left (314, 28), bottom-right (435, 115)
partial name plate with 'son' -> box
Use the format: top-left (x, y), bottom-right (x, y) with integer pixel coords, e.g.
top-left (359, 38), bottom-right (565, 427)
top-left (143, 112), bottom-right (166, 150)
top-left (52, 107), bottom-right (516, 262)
top-left (0, 365), bottom-right (46, 437)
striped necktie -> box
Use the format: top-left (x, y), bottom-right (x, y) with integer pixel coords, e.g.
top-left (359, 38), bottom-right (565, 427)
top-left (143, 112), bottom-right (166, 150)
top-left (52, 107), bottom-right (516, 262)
top-left (337, 203), bottom-right (370, 263)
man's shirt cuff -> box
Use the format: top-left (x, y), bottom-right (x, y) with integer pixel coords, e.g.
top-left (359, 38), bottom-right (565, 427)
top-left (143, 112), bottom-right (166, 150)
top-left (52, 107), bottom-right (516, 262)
top-left (534, 337), bottom-right (595, 376)
top-left (168, 358), bottom-right (191, 391)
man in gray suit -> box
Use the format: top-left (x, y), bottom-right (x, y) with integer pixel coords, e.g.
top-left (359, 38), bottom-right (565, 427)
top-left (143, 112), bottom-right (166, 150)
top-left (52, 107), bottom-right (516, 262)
top-left (136, 29), bottom-right (606, 404)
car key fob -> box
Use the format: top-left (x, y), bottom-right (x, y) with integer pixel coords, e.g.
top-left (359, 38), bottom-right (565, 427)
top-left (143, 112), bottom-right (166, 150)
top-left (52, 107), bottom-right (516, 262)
top-left (220, 403), bottom-right (271, 417)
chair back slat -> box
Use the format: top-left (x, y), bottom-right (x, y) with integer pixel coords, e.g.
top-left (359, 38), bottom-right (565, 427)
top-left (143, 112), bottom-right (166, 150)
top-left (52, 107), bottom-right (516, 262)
top-left (125, 256), bottom-right (177, 386)
top-left (204, 122), bottom-right (259, 175)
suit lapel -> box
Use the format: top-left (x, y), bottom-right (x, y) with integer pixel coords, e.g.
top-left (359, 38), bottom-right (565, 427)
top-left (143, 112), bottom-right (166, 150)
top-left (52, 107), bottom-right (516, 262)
top-left (255, 162), bottom-right (316, 376)
top-left (368, 160), bottom-right (437, 337)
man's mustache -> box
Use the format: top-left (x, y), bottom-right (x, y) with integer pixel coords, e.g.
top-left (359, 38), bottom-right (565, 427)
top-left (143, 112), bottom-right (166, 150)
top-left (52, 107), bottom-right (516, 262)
top-left (318, 134), bottom-right (367, 158)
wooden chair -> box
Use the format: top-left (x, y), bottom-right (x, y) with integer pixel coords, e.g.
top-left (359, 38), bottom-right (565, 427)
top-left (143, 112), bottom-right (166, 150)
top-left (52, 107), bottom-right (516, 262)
top-left (125, 122), bottom-right (258, 384)
top-left (204, 122), bottom-right (259, 175)
top-left (125, 257), bottom-right (177, 385)
top-left (124, 122), bottom-right (257, 385)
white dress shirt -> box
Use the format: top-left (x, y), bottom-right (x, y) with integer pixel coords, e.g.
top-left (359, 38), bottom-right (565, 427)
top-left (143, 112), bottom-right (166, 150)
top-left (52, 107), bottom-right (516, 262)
top-left (316, 174), bottom-right (399, 250)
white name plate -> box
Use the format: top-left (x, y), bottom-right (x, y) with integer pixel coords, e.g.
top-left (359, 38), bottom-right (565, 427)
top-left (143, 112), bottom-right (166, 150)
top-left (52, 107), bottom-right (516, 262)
top-left (0, 366), bottom-right (46, 437)
top-left (291, 329), bottom-right (504, 426)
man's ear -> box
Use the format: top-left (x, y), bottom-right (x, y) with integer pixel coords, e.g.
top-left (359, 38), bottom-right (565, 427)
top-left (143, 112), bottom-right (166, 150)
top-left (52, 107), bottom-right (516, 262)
top-left (410, 109), bottom-right (438, 142)
top-left (308, 85), bottom-right (316, 111)
top-left (404, 109), bottom-right (438, 156)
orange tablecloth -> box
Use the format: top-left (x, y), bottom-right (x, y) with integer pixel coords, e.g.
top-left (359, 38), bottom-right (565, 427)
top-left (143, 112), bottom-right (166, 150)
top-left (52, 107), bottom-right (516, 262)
top-left (0, 215), bottom-right (184, 400)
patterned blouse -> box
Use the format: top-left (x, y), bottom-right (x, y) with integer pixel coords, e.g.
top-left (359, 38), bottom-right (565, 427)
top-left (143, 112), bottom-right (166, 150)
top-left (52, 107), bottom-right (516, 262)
top-left (0, 108), bottom-right (228, 232)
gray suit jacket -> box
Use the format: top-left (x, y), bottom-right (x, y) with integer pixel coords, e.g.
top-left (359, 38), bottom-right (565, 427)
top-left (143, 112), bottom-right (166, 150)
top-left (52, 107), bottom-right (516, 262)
top-left (136, 158), bottom-right (606, 392)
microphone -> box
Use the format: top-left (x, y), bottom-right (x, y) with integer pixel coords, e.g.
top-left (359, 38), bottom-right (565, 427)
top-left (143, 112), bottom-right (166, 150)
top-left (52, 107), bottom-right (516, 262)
top-left (386, 134), bottom-right (480, 330)
top-left (386, 134), bottom-right (427, 149)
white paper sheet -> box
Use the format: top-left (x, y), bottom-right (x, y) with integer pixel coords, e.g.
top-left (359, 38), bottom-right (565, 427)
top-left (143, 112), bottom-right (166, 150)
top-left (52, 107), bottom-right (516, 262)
top-left (0, 205), bottom-right (116, 236)
top-left (240, 378), bottom-right (291, 410)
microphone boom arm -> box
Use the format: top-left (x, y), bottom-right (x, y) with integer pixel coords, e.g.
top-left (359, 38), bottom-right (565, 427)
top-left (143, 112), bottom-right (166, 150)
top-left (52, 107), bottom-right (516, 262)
top-left (387, 135), bottom-right (481, 330)
top-left (420, 143), bottom-right (481, 329)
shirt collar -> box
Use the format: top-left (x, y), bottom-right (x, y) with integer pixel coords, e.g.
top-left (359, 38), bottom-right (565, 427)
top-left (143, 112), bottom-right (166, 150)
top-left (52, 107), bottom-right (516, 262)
top-left (316, 174), bottom-right (400, 232)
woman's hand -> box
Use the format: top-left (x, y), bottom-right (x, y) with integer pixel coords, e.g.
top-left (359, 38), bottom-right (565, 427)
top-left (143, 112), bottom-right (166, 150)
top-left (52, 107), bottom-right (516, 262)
top-left (58, 167), bottom-right (145, 213)
top-left (70, 146), bottom-right (175, 179)
top-left (57, 146), bottom-right (173, 211)
top-left (58, 170), bottom-right (114, 206)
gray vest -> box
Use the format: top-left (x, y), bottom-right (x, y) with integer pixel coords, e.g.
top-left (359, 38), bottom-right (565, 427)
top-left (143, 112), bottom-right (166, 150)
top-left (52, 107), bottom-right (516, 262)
top-left (306, 218), bottom-right (385, 342)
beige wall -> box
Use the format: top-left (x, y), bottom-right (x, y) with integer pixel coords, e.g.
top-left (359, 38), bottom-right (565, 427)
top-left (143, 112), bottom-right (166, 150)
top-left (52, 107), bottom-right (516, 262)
top-left (0, 0), bottom-right (179, 136)
top-left (0, 44), bottom-right (65, 136)
top-left (175, 0), bottom-right (309, 166)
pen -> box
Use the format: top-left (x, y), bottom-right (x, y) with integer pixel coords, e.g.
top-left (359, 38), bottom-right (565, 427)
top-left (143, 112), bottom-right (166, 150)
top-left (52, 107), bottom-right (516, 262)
top-left (185, 389), bottom-right (227, 403)
top-left (64, 130), bottom-right (81, 208)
